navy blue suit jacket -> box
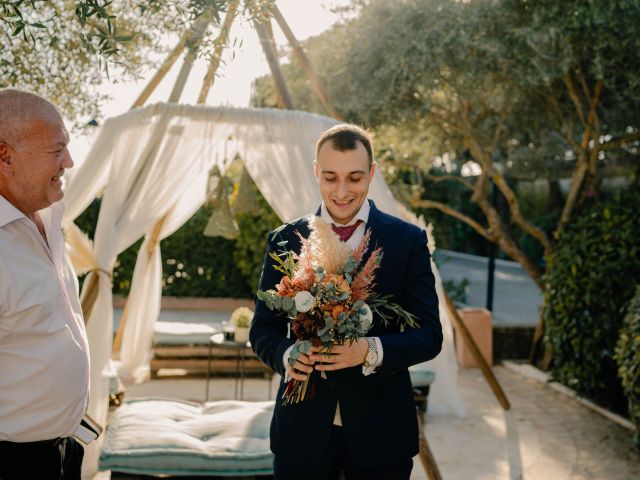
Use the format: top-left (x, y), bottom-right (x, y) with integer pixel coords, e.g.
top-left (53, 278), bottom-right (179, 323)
top-left (250, 200), bottom-right (442, 469)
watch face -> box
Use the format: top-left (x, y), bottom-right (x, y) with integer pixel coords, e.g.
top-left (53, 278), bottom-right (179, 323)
top-left (366, 351), bottom-right (378, 366)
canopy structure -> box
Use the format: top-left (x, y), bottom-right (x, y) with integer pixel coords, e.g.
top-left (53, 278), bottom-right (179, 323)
top-left (61, 103), bottom-right (466, 476)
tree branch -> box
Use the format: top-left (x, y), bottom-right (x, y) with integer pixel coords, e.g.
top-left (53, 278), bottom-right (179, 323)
top-left (425, 107), bottom-right (464, 134)
top-left (411, 199), bottom-right (493, 242)
top-left (563, 72), bottom-right (587, 126)
top-left (424, 174), bottom-right (475, 191)
top-left (542, 90), bottom-right (584, 156)
top-left (557, 78), bottom-right (604, 233)
top-left (579, 78), bottom-right (603, 151)
top-left (599, 131), bottom-right (640, 151)
top-left (463, 124), bottom-right (554, 256)
top-left (489, 114), bottom-right (506, 155)
top-left (557, 159), bottom-right (589, 236)
top-left (494, 172), bottom-right (553, 254)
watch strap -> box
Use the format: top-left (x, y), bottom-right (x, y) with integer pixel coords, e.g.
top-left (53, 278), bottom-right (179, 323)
top-left (363, 337), bottom-right (378, 367)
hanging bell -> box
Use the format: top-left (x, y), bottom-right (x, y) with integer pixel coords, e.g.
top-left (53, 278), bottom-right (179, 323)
top-left (205, 165), bottom-right (222, 207)
top-left (203, 170), bottom-right (239, 239)
top-left (233, 165), bottom-right (260, 215)
top-left (203, 202), bottom-right (240, 239)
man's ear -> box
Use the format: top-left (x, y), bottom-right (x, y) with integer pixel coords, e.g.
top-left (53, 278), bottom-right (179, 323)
top-left (0, 143), bottom-right (14, 177)
top-left (314, 159), bottom-right (319, 180)
top-left (369, 161), bottom-right (376, 181)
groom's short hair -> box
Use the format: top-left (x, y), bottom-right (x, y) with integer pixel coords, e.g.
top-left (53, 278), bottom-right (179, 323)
top-left (316, 124), bottom-right (374, 168)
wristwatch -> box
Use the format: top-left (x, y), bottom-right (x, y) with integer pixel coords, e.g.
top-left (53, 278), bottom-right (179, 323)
top-left (362, 337), bottom-right (379, 367)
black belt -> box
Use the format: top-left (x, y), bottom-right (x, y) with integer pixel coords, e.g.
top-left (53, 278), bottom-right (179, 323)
top-left (0, 437), bottom-right (66, 449)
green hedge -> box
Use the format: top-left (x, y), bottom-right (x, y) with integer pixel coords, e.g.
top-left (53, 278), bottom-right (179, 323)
top-left (543, 186), bottom-right (640, 414)
top-left (615, 286), bottom-right (640, 447)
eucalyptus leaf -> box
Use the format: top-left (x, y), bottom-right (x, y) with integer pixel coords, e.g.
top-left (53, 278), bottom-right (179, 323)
top-left (282, 296), bottom-right (294, 311)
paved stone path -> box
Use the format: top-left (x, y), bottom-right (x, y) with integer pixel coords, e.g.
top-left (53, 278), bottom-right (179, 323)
top-left (418, 366), bottom-right (639, 480)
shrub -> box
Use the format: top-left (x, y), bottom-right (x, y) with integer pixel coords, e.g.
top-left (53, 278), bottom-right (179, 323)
top-left (615, 286), bottom-right (640, 447)
top-left (543, 186), bottom-right (640, 413)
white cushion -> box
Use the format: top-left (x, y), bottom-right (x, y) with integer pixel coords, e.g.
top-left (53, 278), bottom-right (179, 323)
top-left (100, 398), bottom-right (274, 476)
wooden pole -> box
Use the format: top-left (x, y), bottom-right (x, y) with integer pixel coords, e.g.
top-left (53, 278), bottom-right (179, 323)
top-left (444, 291), bottom-right (511, 410)
top-left (417, 410), bottom-right (443, 480)
top-left (169, 12), bottom-right (214, 103)
top-left (131, 10), bottom-right (213, 109)
top-left (270, 5), bottom-right (343, 120)
top-left (253, 18), bottom-right (294, 109)
top-left (197, 1), bottom-right (239, 104)
top-left (80, 271), bottom-right (100, 323)
top-left (112, 214), bottom-right (169, 354)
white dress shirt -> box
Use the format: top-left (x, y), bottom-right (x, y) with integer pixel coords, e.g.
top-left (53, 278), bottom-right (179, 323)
top-left (0, 195), bottom-right (90, 442)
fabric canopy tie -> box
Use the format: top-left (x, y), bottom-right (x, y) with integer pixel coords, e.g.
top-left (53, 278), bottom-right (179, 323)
top-left (332, 220), bottom-right (363, 242)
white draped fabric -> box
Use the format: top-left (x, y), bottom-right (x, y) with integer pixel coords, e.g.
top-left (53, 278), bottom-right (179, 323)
top-left (61, 103), bottom-right (465, 477)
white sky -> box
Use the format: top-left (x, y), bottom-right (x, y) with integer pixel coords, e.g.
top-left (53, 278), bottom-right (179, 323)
top-left (68, 0), bottom-right (352, 164)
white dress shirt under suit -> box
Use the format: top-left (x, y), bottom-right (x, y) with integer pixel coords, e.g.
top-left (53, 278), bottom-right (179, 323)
top-left (0, 194), bottom-right (90, 442)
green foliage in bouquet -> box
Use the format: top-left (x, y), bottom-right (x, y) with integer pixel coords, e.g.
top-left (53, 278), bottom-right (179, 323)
top-left (543, 186), bottom-right (640, 414)
top-left (615, 286), bottom-right (640, 447)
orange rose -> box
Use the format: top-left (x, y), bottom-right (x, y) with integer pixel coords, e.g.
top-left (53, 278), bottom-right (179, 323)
top-left (275, 276), bottom-right (296, 297)
top-left (324, 274), bottom-right (351, 294)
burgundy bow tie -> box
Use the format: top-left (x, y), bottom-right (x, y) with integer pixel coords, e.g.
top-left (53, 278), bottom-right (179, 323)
top-left (332, 220), bottom-right (363, 242)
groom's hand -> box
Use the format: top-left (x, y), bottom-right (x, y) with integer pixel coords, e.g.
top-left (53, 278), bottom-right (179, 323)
top-left (286, 345), bottom-right (323, 381)
top-left (311, 339), bottom-right (368, 372)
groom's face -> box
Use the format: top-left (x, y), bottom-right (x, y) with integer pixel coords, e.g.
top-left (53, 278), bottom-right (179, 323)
top-left (314, 140), bottom-right (375, 225)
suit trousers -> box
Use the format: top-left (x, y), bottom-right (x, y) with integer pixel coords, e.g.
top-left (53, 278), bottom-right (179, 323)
top-left (0, 436), bottom-right (84, 480)
top-left (273, 426), bottom-right (413, 480)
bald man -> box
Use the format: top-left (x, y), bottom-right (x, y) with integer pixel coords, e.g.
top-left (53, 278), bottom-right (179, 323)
top-left (0, 89), bottom-right (90, 479)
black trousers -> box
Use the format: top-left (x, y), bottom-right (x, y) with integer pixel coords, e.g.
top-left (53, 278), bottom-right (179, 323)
top-left (273, 426), bottom-right (413, 480)
top-left (0, 437), bottom-right (84, 480)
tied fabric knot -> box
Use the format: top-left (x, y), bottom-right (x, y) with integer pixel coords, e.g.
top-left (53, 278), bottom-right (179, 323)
top-left (332, 220), bottom-right (363, 242)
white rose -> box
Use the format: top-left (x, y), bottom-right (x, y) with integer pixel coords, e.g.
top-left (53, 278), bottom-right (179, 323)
top-left (358, 303), bottom-right (373, 334)
top-left (294, 291), bottom-right (316, 313)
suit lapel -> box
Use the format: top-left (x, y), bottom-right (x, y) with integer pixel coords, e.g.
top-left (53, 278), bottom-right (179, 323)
top-left (360, 200), bottom-right (387, 266)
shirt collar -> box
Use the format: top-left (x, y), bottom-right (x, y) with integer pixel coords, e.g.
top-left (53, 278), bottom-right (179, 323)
top-left (0, 194), bottom-right (26, 228)
top-left (320, 199), bottom-right (370, 227)
top-left (0, 194), bottom-right (65, 229)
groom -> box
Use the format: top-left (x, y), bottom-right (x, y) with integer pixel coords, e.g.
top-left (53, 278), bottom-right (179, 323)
top-left (250, 124), bottom-right (442, 479)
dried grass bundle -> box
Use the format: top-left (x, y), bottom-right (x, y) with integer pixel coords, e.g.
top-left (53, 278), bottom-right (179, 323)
top-left (350, 247), bottom-right (382, 300)
top-left (308, 217), bottom-right (351, 274)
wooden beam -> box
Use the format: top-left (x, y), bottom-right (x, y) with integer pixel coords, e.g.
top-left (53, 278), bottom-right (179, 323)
top-left (417, 409), bottom-right (443, 480)
top-left (253, 18), bottom-right (294, 109)
top-left (197, 1), bottom-right (239, 104)
top-left (271, 4), bottom-right (342, 120)
top-left (79, 271), bottom-right (100, 324)
top-left (169, 12), bottom-right (214, 103)
top-left (113, 214), bottom-right (168, 354)
top-left (131, 10), bottom-right (213, 109)
top-left (150, 357), bottom-right (271, 375)
top-left (444, 291), bottom-right (511, 410)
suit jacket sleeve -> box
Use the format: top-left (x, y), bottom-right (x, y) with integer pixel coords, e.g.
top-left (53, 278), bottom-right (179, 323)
top-left (378, 228), bottom-right (443, 373)
top-left (249, 230), bottom-right (296, 377)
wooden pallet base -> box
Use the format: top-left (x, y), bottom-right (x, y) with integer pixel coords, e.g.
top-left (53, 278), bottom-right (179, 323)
top-left (151, 344), bottom-right (272, 378)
